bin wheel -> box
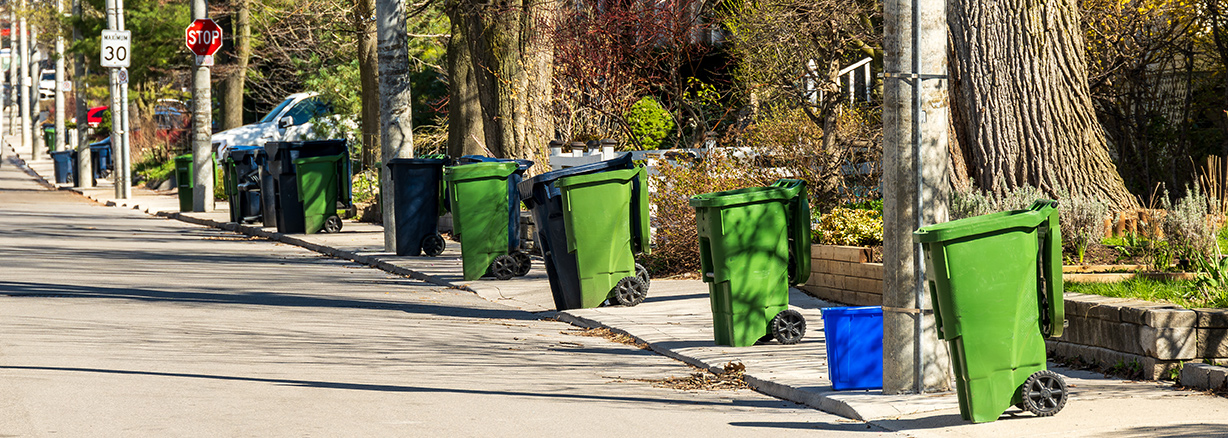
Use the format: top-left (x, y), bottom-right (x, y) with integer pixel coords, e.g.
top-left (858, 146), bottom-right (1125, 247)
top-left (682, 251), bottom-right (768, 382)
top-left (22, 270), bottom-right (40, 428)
top-left (323, 215), bottom-right (343, 233)
top-left (422, 233), bottom-right (446, 257)
top-left (512, 252), bottom-right (532, 277)
top-left (1020, 370), bottom-right (1067, 417)
top-left (490, 255), bottom-right (518, 281)
top-left (770, 309), bottom-right (806, 345)
top-left (611, 276), bottom-right (647, 307)
top-left (635, 263), bottom-right (651, 289)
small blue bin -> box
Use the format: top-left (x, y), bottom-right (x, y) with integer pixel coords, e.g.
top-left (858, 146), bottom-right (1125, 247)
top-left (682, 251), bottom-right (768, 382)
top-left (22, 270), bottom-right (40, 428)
top-left (821, 306), bottom-right (883, 390)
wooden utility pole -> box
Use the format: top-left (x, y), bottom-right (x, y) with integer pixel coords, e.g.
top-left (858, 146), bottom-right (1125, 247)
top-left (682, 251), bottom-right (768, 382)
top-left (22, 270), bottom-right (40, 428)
top-left (73, 0), bottom-right (91, 187)
top-left (375, 0), bottom-right (415, 251)
top-left (54, 0), bottom-right (66, 155)
top-left (881, 0), bottom-right (952, 394)
top-left (18, 0), bottom-right (31, 160)
top-left (191, 0), bottom-right (214, 211)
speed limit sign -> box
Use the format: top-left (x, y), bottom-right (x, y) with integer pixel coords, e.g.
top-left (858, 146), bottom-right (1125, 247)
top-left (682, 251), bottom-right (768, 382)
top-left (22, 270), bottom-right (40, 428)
top-left (100, 30), bottom-right (131, 68)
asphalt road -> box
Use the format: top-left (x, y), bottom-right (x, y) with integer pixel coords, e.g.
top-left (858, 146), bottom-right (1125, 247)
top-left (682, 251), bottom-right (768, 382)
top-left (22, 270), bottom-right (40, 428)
top-left (0, 150), bottom-right (900, 437)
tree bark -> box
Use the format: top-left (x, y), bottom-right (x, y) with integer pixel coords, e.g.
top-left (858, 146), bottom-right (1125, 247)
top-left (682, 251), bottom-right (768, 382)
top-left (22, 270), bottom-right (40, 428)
top-left (376, 0), bottom-right (416, 251)
top-left (358, 0), bottom-right (380, 169)
top-left (221, 0), bottom-right (250, 130)
top-left (948, 0), bottom-right (1139, 211)
top-left (449, 0), bottom-right (555, 164)
top-left (446, 4), bottom-right (486, 157)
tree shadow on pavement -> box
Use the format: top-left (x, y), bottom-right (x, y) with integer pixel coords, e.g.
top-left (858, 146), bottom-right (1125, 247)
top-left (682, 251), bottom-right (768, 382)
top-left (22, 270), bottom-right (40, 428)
top-left (1090, 424), bottom-right (1228, 437)
top-left (0, 280), bottom-right (542, 322)
top-left (0, 365), bottom-right (796, 410)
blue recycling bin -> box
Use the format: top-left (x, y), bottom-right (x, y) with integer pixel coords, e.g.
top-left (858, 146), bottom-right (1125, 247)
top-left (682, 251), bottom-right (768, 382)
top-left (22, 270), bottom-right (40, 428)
top-left (821, 306), bottom-right (884, 390)
top-left (89, 138), bottom-right (112, 179)
top-left (516, 153), bottom-right (646, 310)
top-left (50, 150), bottom-right (74, 184)
top-left (387, 156), bottom-right (451, 256)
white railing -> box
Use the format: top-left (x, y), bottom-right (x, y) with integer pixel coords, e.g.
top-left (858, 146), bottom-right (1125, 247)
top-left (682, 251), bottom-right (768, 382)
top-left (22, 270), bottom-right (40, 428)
top-left (808, 57), bottom-right (874, 105)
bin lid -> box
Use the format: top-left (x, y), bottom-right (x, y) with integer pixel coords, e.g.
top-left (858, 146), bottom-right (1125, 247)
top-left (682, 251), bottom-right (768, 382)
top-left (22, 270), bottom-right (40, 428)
top-left (88, 137), bottom-right (111, 148)
top-left (388, 157), bottom-right (449, 167)
top-left (688, 184), bottom-right (801, 208)
top-left (516, 153), bottom-right (633, 200)
top-left (456, 155), bottom-right (534, 172)
top-left (820, 306), bottom-right (883, 318)
top-left (913, 200), bottom-right (1058, 243)
top-left (293, 154), bottom-right (343, 165)
top-left (553, 166), bottom-right (640, 190)
top-left (443, 161), bottom-right (518, 182)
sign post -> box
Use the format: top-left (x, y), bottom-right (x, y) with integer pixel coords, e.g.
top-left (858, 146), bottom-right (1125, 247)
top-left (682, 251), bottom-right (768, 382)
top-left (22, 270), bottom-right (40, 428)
top-left (186, 13), bottom-right (217, 211)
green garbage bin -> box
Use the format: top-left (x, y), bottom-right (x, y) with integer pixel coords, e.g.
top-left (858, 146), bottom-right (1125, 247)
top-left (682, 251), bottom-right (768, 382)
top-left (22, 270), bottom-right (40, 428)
top-left (914, 199), bottom-right (1066, 423)
top-left (554, 166), bottom-right (651, 307)
top-left (174, 154), bottom-right (194, 212)
top-left (444, 161), bottom-right (523, 281)
top-left (690, 179), bottom-right (812, 347)
top-left (293, 154), bottom-right (344, 234)
top-left (42, 125), bottom-right (55, 152)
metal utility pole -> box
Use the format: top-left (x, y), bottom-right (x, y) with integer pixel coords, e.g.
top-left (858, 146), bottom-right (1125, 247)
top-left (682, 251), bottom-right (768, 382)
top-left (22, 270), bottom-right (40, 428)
top-left (7, 10), bottom-right (16, 137)
top-left (190, 0), bottom-right (213, 211)
top-left (103, 0), bottom-right (129, 198)
top-left (881, 0), bottom-right (952, 394)
top-left (18, 1), bottom-right (31, 160)
top-left (54, 0), bottom-right (65, 155)
top-left (73, 0), bottom-right (91, 187)
top-left (115, 0), bottom-right (130, 199)
top-left (375, 0), bottom-right (415, 252)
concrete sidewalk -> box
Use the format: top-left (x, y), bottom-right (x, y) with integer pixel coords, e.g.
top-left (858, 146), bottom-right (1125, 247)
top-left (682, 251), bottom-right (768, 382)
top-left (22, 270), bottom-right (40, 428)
top-left (12, 135), bottom-right (1210, 427)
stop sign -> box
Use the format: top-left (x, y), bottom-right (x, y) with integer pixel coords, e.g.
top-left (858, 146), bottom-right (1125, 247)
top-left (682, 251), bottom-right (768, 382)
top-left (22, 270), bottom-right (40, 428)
top-left (185, 19), bottom-right (223, 56)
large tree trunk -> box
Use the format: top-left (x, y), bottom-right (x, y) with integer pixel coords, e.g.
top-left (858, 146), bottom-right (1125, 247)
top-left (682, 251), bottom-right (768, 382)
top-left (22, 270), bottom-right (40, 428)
top-left (446, 3), bottom-right (487, 157)
top-left (357, 0), bottom-right (380, 169)
top-left (948, 0), bottom-right (1139, 211)
top-left (449, 0), bottom-right (555, 164)
top-left (221, 0), bottom-right (249, 130)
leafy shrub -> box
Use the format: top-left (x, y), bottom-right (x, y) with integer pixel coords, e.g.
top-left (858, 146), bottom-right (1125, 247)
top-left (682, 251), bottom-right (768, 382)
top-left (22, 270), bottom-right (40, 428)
top-left (640, 152), bottom-right (773, 277)
top-left (352, 169), bottom-right (379, 204)
top-left (1059, 195), bottom-right (1109, 264)
top-left (624, 96), bottom-right (676, 150)
top-left (843, 198), bottom-right (882, 214)
top-left (814, 207), bottom-right (883, 246)
top-left (1164, 184), bottom-right (1219, 263)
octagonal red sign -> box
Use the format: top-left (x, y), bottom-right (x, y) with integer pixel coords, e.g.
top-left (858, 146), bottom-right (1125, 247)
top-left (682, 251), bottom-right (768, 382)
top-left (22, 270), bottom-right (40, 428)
top-left (185, 19), bottom-right (222, 56)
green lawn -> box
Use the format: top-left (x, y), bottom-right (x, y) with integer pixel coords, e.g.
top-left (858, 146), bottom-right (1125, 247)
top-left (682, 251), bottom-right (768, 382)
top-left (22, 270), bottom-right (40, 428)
top-left (1065, 277), bottom-right (1228, 309)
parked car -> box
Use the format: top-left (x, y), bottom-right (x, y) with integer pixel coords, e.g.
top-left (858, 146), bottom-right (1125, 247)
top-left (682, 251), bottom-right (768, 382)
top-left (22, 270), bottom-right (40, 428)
top-left (211, 92), bottom-right (353, 158)
top-left (38, 69), bottom-right (54, 100)
top-left (87, 106), bottom-right (108, 128)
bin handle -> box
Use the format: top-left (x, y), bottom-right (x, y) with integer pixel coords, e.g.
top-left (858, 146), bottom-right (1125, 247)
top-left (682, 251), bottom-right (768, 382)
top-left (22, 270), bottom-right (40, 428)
top-left (772, 179), bottom-right (811, 285)
top-left (1032, 199), bottom-right (1064, 338)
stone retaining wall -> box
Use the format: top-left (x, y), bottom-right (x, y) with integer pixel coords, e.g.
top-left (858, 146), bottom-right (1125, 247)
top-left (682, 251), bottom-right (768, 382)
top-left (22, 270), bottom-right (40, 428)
top-left (1050, 293), bottom-right (1228, 382)
top-left (799, 245), bottom-right (882, 307)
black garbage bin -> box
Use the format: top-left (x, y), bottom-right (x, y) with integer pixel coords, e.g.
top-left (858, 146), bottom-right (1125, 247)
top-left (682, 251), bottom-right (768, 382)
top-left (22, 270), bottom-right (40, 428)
top-left (387, 157), bottom-right (450, 256)
top-left (224, 145), bottom-right (265, 224)
top-left (516, 153), bottom-right (646, 310)
top-left (50, 150), bottom-right (74, 184)
top-left (263, 140), bottom-right (351, 234)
